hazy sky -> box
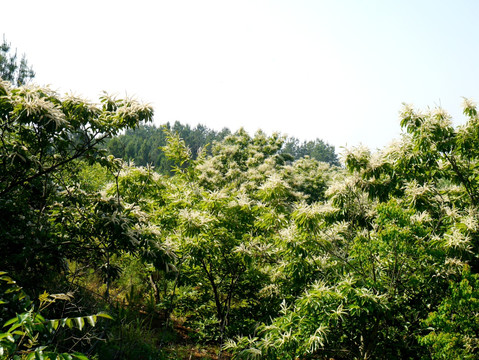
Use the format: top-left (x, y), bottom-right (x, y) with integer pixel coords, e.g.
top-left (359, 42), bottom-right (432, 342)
top-left (3, 0), bottom-right (479, 152)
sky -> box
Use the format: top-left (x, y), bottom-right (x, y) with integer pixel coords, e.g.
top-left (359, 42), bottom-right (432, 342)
top-left (3, 0), bottom-right (479, 153)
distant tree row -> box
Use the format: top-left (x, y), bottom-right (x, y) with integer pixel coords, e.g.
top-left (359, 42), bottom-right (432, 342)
top-left (107, 122), bottom-right (230, 173)
top-left (282, 136), bottom-right (339, 166)
top-left (106, 122), bottom-right (340, 173)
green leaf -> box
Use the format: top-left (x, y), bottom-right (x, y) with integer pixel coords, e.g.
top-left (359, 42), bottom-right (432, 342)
top-left (0, 332), bottom-right (15, 342)
top-left (85, 316), bottom-right (96, 327)
top-left (0, 275), bottom-right (14, 284)
top-left (3, 317), bottom-right (18, 327)
top-left (73, 317), bottom-right (84, 331)
top-left (95, 312), bottom-right (113, 320)
top-left (62, 318), bottom-right (73, 329)
top-left (7, 321), bottom-right (22, 334)
top-left (17, 313), bottom-right (29, 324)
top-left (51, 320), bottom-right (59, 330)
top-left (72, 352), bottom-right (90, 360)
top-left (34, 314), bottom-right (45, 323)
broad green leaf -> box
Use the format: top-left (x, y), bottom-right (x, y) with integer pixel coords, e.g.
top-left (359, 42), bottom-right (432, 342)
top-left (0, 275), bottom-right (15, 284)
top-left (34, 314), bottom-right (45, 323)
top-left (85, 316), bottom-right (96, 327)
top-left (73, 317), bottom-right (84, 331)
top-left (17, 313), bottom-right (29, 324)
top-left (72, 352), bottom-right (90, 360)
top-left (7, 321), bottom-right (22, 334)
top-left (95, 312), bottom-right (113, 320)
top-left (62, 318), bottom-right (73, 329)
top-left (52, 320), bottom-right (59, 330)
top-left (3, 317), bottom-right (18, 327)
top-left (0, 333), bottom-right (15, 342)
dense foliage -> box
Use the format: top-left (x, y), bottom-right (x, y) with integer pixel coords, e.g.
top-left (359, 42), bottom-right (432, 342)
top-left (106, 122), bottom-right (340, 173)
top-left (225, 102), bottom-right (479, 359)
top-left (1, 67), bottom-right (479, 358)
top-left (0, 79), bottom-right (166, 358)
top-left (0, 36), bottom-right (35, 86)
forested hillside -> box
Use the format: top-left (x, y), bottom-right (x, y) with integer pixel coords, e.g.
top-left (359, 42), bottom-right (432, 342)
top-left (1, 40), bottom-right (479, 360)
top-left (106, 123), bottom-right (340, 173)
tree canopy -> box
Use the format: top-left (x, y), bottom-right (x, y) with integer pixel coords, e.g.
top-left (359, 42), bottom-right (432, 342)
top-left (106, 122), bottom-right (340, 173)
top-left (0, 35), bottom-right (35, 86)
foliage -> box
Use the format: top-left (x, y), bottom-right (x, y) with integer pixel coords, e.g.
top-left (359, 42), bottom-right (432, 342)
top-left (281, 136), bottom-right (340, 166)
top-left (0, 80), bottom-right (154, 288)
top-left (110, 128), bottom-right (334, 358)
top-left (418, 267), bottom-right (479, 359)
top-left (0, 271), bottom-right (112, 360)
top-left (106, 122), bottom-right (231, 173)
top-left (0, 80), bottom-right (163, 358)
top-left (106, 123), bottom-right (340, 173)
top-left (0, 36), bottom-right (35, 86)
top-left (2, 59), bottom-right (479, 359)
top-left (227, 100), bottom-right (479, 359)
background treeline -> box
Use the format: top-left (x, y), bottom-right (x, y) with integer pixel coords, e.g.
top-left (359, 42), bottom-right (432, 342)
top-left (106, 122), bottom-right (340, 173)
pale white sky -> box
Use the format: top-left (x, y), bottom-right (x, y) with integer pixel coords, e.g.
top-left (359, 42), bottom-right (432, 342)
top-left (3, 0), bottom-right (479, 152)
